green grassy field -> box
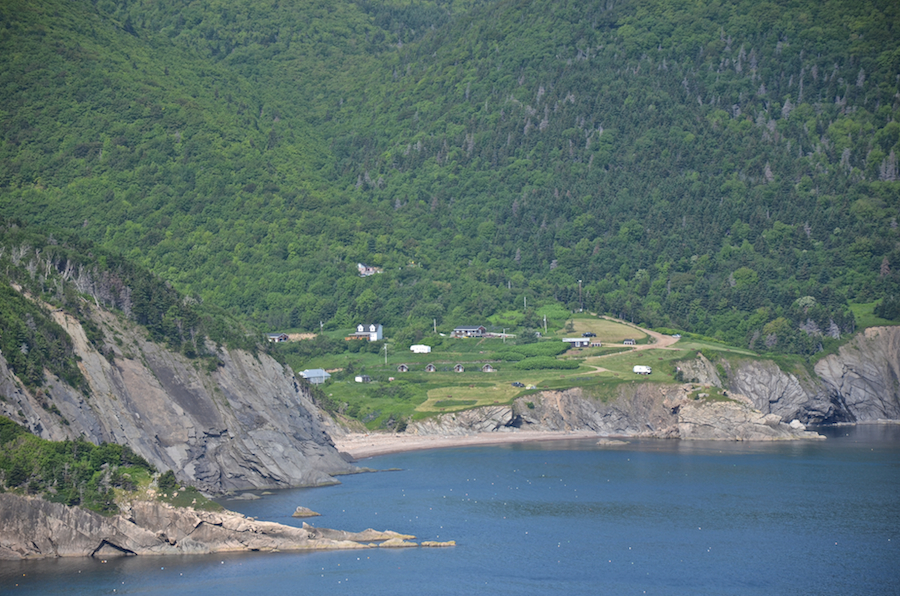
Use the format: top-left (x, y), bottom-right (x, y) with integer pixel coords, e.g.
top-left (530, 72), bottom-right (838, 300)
top-left (281, 318), bottom-right (791, 430)
top-left (849, 302), bottom-right (895, 330)
top-left (552, 316), bottom-right (648, 342)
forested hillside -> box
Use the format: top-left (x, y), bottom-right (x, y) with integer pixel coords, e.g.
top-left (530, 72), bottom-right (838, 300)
top-left (1, 0), bottom-right (898, 355)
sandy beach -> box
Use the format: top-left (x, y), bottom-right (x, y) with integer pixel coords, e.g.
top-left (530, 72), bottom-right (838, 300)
top-left (333, 430), bottom-right (603, 460)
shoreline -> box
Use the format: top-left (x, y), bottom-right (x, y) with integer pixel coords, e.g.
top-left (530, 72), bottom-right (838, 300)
top-left (333, 430), bottom-right (603, 460)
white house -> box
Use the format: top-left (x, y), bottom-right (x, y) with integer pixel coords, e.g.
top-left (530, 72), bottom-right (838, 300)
top-left (410, 344), bottom-right (432, 354)
top-left (347, 323), bottom-right (383, 341)
top-left (563, 338), bottom-right (591, 348)
top-left (300, 369), bottom-right (331, 384)
top-left (633, 365), bottom-right (652, 375)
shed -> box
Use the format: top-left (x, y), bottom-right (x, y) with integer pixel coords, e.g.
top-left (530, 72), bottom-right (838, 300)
top-left (397, 363), bottom-right (409, 372)
top-left (354, 375), bottom-right (372, 383)
top-left (454, 364), bottom-right (465, 373)
top-left (481, 364), bottom-right (495, 373)
top-left (267, 333), bottom-right (289, 343)
top-left (425, 363), bottom-right (436, 372)
top-left (623, 339), bottom-right (636, 345)
top-left (633, 365), bottom-right (652, 375)
top-left (563, 338), bottom-right (591, 348)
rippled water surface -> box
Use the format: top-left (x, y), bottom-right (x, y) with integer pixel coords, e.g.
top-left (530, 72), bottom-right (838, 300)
top-left (3, 425), bottom-right (898, 595)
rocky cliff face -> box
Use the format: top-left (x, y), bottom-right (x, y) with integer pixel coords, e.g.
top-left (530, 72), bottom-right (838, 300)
top-left (814, 326), bottom-right (900, 421)
top-left (0, 303), bottom-right (355, 493)
top-left (408, 383), bottom-right (821, 441)
top-left (0, 494), bottom-right (421, 560)
top-left (720, 327), bottom-right (900, 424)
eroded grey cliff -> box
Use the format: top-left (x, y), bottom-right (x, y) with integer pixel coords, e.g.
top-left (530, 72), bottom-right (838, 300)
top-left (815, 326), bottom-right (900, 421)
top-left (0, 304), bottom-right (355, 493)
top-left (408, 383), bottom-right (822, 441)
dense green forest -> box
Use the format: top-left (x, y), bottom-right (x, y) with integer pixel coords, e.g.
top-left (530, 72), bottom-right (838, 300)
top-left (1, 0), bottom-right (899, 355)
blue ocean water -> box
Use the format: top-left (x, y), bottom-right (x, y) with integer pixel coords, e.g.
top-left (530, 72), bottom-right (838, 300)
top-left (2, 425), bottom-right (898, 595)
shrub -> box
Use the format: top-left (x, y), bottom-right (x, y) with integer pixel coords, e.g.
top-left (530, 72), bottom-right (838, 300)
top-left (157, 470), bottom-right (178, 491)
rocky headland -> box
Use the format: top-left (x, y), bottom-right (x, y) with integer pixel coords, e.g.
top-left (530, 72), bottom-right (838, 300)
top-left (0, 493), bottom-right (451, 560)
top-left (401, 328), bottom-right (900, 442)
top-left (0, 303), bottom-right (355, 494)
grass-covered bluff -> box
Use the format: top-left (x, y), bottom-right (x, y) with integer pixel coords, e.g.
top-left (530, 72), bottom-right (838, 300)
top-left (0, 416), bottom-right (220, 514)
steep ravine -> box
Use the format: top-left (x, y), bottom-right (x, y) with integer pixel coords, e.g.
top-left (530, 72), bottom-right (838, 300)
top-left (0, 303), bottom-right (355, 493)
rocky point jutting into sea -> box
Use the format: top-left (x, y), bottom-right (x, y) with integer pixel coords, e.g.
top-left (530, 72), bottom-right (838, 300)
top-left (0, 493), bottom-right (454, 560)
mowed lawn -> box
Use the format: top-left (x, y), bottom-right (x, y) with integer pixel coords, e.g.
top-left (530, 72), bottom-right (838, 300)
top-left (552, 317), bottom-right (647, 343)
top-left (418, 383), bottom-right (521, 412)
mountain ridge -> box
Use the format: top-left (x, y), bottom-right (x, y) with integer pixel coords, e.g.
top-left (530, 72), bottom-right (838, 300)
top-left (1, 0), bottom-right (899, 351)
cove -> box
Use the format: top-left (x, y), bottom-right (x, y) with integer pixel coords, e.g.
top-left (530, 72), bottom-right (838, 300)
top-left (2, 425), bottom-right (898, 595)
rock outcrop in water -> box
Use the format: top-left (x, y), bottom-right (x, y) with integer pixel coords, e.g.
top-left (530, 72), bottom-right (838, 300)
top-left (0, 303), bottom-right (355, 493)
top-left (0, 493), bottom-right (423, 560)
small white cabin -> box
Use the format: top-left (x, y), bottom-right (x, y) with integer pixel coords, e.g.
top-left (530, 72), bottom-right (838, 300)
top-left (633, 365), bottom-right (652, 375)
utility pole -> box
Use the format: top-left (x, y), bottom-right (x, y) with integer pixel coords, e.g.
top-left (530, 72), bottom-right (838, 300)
top-left (383, 343), bottom-right (388, 365)
top-left (578, 280), bottom-right (583, 312)
top-left (433, 318), bottom-right (437, 334)
top-left (503, 328), bottom-right (507, 343)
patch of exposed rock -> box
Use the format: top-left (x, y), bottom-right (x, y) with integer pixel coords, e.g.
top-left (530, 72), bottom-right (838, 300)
top-left (722, 358), bottom-right (841, 424)
top-left (0, 302), bottom-right (355, 493)
top-left (666, 395), bottom-right (822, 440)
top-left (0, 494), bottom-right (420, 560)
